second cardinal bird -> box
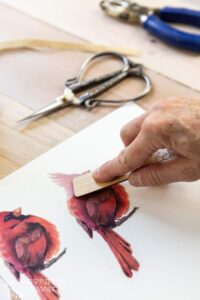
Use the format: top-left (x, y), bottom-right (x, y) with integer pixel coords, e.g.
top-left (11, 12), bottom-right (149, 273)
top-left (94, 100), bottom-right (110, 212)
top-left (0, 207), bottom-right (66, 300)
top-left (51, 173), bottom-right (139, 278)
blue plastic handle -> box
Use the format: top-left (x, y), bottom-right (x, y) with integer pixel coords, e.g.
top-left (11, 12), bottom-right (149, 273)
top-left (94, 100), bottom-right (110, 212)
top-left (143, 10), bottom-right (200, 52)
top-left (159, 7), bottom-right (200, 27)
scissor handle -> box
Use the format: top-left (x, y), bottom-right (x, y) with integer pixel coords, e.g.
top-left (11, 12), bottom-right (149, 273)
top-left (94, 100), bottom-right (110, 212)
top-left (66, 68), bottom-right (126, 93)
top-left (143, 8), bottom-right (200, 52)
top-left (66, 51), bottom-right (129, 93)
top-left (79, 69), bottom-right (129, 106)
top-left (82, 64), bottom-right (152, 108)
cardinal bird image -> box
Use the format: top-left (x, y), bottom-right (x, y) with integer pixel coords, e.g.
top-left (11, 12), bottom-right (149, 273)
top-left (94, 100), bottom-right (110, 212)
top-left (51, 173), bottom-right (139, 278)
top-left (0, 207), bottom-right (66, 300)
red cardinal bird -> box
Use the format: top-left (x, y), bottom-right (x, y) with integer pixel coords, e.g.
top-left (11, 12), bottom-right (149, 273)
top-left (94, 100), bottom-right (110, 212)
top-left (0, 207), bottom-right (66, 300)
top-left (51, 173), bottom-right (139, 277)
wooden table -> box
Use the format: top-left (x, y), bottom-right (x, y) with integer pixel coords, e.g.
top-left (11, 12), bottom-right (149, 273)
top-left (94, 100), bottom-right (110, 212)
top-left (0, 3), bottom-right (199, 179)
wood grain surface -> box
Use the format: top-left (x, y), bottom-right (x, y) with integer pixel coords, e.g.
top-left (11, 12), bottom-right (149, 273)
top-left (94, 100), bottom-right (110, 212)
top-left (2, 0), bottom-right (200, 90)
top-left (0, 3), bottom-right (199, 179)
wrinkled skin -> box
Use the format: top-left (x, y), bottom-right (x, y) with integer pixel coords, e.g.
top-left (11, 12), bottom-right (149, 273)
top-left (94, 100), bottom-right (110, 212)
top-left (94, 97), bottom-right (200, 186)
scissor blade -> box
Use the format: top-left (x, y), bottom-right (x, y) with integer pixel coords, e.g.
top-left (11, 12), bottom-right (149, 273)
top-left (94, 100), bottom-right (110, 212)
top-left (18, 98), bottom-right (71, 123)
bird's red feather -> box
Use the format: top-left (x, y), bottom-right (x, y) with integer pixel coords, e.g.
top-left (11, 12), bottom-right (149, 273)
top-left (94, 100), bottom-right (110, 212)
top-left (52, 172), bottom-right (140, 277)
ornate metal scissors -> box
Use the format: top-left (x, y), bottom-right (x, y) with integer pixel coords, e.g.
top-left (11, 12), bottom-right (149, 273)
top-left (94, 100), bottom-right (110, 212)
top-left (19, 51), bottom-right (151, 123)
top-left (100, 0), bottom-right (200, 52)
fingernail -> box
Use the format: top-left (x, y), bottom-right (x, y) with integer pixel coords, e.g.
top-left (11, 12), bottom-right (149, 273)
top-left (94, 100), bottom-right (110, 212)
top-left (93, 168), bottom-right (100, 179)
top-left (130, 173), bottom-right (142, 187)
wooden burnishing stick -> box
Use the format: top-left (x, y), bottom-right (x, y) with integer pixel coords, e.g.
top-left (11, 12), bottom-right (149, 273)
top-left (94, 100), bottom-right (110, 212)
top-left (73, 149), bottom-right (176, 197)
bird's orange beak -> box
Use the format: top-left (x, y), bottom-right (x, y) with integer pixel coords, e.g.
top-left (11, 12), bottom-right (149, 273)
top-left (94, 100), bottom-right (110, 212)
top-left (12, 207), bottom-right (22, 217)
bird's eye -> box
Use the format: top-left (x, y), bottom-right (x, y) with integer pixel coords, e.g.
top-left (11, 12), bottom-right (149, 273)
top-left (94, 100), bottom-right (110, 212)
top-left (4, 214), bottom-right (12, 222)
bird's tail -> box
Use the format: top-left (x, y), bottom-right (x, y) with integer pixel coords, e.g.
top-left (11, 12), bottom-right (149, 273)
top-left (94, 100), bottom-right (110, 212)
top-left (25, 271), bottom-right (59, 300)
top-left (98, 228), bottom-right (139, 278)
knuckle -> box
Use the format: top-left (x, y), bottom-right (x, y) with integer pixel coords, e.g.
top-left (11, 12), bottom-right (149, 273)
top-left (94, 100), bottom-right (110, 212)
top-left (152, 97), bottom-right (180, 112)
top-left (142, 115), bottom-right (160, 135)
top-left (152, 100), bottom-right (165, 111)
top-left (161, 118), bottom-right (178, 136)
top-left (118, 149), bottom-right (131, 169)
top-left (143, 113), bottom-right (177, 137)
top-left (165, 96), bottom-right (180, 105)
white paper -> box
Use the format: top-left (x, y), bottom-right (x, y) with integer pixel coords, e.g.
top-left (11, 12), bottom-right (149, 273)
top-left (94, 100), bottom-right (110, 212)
top-left (0, 103), bottom-right (200, 300)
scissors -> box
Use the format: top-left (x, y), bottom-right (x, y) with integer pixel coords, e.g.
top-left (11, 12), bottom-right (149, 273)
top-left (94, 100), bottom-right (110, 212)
top-left (19, 51), bottom-right (152, 123)
top-left (100, 0), bottom-right (200, 52)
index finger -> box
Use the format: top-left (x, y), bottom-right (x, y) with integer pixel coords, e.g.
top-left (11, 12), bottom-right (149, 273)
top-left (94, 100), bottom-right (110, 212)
top-left (93, 130), bottom-right (157, 182)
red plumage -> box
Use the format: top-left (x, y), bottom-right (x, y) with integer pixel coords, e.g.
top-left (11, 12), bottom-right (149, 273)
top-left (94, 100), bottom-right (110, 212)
top-left (0, 208), bottom-right (65, 300)
top-left (51, 173), bottom-right (139, 277)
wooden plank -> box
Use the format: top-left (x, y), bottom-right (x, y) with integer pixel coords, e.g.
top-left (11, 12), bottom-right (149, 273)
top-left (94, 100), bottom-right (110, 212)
top-left (1, 0), bottom-right (200, 90)
top-left (0, 93), bottom-right (73, 142)
top-left (0, 93), bottom-right (73, 177)
top-left (0, 155), bottom-right (19, 178)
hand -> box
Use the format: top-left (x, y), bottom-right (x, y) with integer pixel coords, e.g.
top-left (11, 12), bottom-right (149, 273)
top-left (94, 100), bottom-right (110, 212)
top-left (93, 97), bottom-right (200, 186)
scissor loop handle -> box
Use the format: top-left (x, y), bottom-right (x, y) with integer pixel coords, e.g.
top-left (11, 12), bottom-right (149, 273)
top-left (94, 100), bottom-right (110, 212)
top-left (84, 67), bottom-right (152, 108)
top-left (65, 51), bottom-right (130, 93)
top-left (66, 51), bottom-right (152, 109)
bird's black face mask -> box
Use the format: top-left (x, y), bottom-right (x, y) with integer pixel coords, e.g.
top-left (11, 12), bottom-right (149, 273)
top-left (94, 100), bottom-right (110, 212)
top-left (4, 212), bottom-right (29, 223)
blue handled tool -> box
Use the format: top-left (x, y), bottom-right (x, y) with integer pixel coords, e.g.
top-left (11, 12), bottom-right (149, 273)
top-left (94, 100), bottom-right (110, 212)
top-left (100, 0), bottom-right (200, 52)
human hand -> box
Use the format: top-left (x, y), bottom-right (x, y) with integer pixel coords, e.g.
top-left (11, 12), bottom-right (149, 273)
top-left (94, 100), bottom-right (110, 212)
top-left (93, 97), bottom-right (200, 186)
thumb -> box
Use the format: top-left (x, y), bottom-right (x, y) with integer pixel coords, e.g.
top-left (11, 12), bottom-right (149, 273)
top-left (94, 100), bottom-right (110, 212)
top-left (129, 157), bottom-right (199, 187)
